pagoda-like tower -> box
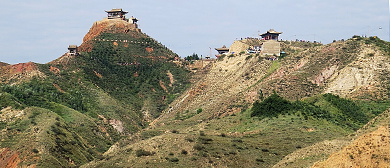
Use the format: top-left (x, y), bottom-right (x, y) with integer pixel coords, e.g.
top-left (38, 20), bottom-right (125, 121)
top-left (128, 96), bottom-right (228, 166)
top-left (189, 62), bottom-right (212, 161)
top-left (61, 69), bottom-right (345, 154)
top-left (260, 29), bottom-right (282, 40)
top-left (105, 8), bottom-right (128, 19)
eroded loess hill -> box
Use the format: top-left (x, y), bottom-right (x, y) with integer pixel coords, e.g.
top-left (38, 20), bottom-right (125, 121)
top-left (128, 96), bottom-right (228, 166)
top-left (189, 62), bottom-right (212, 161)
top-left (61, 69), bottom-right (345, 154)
top-left (0, 18), bottom-right (190, 167)
top-left (83, 37), bottom-right (390, 168)
top-left (312, 125), bottom-right (390, 168)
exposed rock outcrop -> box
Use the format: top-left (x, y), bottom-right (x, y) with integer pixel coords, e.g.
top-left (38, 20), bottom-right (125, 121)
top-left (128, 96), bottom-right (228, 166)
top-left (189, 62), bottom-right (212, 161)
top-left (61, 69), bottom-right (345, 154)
top-left (0, 62), bottom-right (45, 84)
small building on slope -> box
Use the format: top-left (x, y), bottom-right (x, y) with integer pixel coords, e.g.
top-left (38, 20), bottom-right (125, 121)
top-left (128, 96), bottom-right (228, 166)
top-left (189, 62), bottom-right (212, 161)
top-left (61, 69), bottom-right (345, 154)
top-left (67, 45), bottom-right (78, 56)
top-left (215, 45), bottom-right (230, 55)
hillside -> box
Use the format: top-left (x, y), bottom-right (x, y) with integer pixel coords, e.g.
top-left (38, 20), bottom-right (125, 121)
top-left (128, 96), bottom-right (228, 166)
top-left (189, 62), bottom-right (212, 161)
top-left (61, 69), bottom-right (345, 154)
top-left (0, 18), bottom-right (191, 167)
top-left (1, 15), bottom-right (390, 167)
top-left (80, 37), bottom-right (390, 168)
top-left (0, 61), bottom-right (9, 67)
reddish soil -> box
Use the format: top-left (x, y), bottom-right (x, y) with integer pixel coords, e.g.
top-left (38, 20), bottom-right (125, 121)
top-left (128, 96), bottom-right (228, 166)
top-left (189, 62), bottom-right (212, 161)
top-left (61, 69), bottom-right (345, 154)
top-left (49, 66), bottom-right (60, 74)
top-left (1, 62), bottom-right (37, 75)
top-left (0, 148), bottom-right (21, 168)
top-left (145, 47), bottom-right (153, 52)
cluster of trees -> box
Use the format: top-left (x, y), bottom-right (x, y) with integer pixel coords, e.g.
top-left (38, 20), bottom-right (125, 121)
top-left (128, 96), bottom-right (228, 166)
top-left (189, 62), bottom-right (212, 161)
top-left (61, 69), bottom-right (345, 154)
top-left (0, 77), bottom-right (88, 112)
top-left (184, 53), bottom-right (200, 61)
top-left (251, 91), bottom-right (368, 130)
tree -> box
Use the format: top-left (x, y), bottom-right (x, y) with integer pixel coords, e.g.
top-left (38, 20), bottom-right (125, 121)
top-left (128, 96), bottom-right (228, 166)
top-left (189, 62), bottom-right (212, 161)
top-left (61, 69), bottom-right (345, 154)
top-left (184, 53), bottom-right (199, 61)
top-left (251, 91), bottom-right (291, 118)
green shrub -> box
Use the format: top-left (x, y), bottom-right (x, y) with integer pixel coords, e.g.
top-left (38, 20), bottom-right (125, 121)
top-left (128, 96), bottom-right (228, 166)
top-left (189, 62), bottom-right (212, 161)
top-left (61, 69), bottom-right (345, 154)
top-left (218, 54), bottom-right (226, 61)
top-left (32, 148), bottom-right (39, 153)
top-left (181, 149), bottom-right (188, 155)
top-left (251, 91), bottom-right (291, 118)
top-left (197, 108), bottom-right (202, 114)
top-left (245, 55), bottom-right (253, 60)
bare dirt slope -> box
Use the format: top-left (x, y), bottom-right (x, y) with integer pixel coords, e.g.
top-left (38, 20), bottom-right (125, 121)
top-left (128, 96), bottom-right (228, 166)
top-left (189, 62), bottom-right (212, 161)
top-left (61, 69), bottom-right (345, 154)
top-left (312, 125), bottom-right (390, 168)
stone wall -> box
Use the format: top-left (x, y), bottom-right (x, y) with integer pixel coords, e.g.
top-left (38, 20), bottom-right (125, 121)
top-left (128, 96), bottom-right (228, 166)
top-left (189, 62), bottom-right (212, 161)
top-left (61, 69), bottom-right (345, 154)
top-left (228, 39), bottom-right (280, 56)
top-left (262, 40), bottom-right (280, 56)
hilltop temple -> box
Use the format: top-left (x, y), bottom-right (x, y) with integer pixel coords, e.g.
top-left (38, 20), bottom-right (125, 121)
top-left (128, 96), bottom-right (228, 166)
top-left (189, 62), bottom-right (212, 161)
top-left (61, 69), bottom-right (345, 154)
top-left (216, 29), bottom-right (282, 57)
top-left (260, 29), bottom-right (282, 40)
top-left (105, 8), bottom-right (138, 24)
top-left (215, 45), bottom-right (229, 55)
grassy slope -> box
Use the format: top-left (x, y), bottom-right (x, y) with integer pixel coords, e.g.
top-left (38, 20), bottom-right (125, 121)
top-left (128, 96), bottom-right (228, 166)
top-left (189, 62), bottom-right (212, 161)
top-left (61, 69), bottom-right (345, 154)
top-left (0, 28), bottom-right (191, 167)
top-left (82, 101), bottom-right (351, 167)
top-left (81, 37), bottom-right (390, 167)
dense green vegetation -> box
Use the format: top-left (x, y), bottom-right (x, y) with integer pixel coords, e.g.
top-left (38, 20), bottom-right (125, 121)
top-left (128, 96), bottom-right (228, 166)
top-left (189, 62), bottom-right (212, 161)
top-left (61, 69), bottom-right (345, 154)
top-left (77, 33), bottom-right (190, 118)
top-left (1, 77), bottom-right (91, 113)
top-left (251, 92), bottom-right (373, 131)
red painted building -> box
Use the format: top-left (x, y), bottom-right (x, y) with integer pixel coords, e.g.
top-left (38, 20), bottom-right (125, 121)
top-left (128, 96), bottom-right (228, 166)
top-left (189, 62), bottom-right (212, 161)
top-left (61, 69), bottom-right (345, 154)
top-left (260, 29), bottom-right (282, 40)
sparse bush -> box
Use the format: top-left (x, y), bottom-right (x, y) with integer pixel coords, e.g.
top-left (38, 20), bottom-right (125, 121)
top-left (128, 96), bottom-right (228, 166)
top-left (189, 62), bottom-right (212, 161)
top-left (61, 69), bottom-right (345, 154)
top-left (261, 148), bottom-right (269, 152)
top-left (171, 129), bottom-right (179, 134)
top-left (198, 136), bottom-right (213, 144)
top-left (185, 137), bottom-right (194, 142)
top-left (169, 157), bottom-right (179, 162)
top-left (256, 158), bottom-right (264, 162)
top-left (228, 151), bottom-right (237, 155)
top-left (231, 139), bottom-right (243, 143)
top-left (193, 144), bottom-right (205, 151)
top-left (32, 148), bottom-right (39, 153)
top-left (181, 149), bottom-right (188, 155)
top-left (199, 131), bottom-right (205, 136)
top-left (135, 149), bottom-right (154, 157)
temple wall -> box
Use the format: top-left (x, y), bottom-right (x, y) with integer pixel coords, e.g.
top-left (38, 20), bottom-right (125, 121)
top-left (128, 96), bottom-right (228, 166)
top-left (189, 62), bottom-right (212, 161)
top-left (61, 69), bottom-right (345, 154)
top-left (262, 40), bottom-right (280, 56)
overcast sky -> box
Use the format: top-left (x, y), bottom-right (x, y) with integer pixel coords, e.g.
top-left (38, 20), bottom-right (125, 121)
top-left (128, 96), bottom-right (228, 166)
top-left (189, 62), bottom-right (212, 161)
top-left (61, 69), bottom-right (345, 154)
top-left (0, 0), bottom-right (388, 64)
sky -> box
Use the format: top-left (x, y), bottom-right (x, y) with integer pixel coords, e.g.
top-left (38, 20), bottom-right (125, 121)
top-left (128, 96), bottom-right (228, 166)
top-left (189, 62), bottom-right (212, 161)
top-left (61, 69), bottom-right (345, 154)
top-left (0, 0), bottom-right (388, 64)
